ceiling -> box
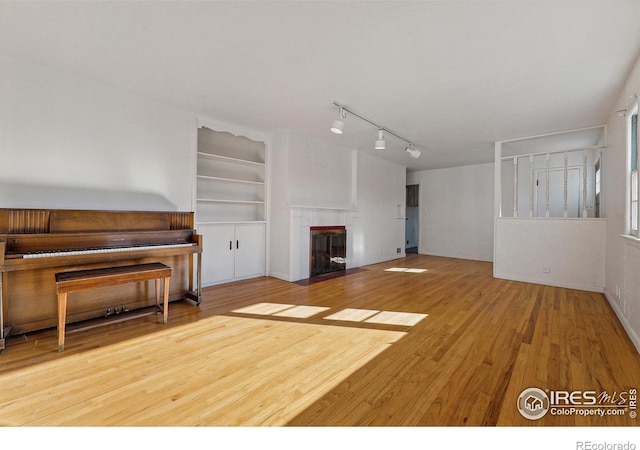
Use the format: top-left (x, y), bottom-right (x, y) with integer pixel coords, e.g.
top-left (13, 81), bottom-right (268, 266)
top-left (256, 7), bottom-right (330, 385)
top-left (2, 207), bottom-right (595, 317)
top-left (2, 1), bottom-right (639, 171)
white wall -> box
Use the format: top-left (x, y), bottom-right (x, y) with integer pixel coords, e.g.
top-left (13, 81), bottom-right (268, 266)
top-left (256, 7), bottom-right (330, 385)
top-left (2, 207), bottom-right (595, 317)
top-left (266, 131), bottom-right (292, 282)
top-left (602, 53), bottom-right (640, 352)
top-left (0, 56), bottom-right (195, 211)
top-left (351, 151), bottom-right (406, 267)
top-left (495, 218), bottom-right (606, 292)
top-left (407, 163), bottom-right (494, 262)
top-left (286, 132), bottom-right (354, 210)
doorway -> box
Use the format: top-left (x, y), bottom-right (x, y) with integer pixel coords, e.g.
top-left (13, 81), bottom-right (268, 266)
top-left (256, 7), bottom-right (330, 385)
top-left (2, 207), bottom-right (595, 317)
top-left (406, 184), bottom-right (419, 253)
top-left (534, 167), bottom-right (581, 217)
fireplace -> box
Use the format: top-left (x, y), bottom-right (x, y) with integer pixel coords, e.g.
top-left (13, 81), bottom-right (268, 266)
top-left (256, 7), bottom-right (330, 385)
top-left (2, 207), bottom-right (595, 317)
top-left (310, 226), bottom-right (346, 277)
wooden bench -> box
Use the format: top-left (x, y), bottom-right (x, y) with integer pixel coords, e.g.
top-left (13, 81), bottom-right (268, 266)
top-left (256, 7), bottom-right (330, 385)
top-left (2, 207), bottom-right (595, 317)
top-left (55, 262), bottom-right (172, 352)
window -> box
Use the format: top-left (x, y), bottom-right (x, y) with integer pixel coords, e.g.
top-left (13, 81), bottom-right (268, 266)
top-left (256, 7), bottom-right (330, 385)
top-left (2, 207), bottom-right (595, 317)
top-left (630, 102), bottom-right (638, 236)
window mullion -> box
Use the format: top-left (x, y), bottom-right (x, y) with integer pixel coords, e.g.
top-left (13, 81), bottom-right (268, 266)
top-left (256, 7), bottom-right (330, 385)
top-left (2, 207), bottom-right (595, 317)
top-left (631, 108), bottom-right (638, 235)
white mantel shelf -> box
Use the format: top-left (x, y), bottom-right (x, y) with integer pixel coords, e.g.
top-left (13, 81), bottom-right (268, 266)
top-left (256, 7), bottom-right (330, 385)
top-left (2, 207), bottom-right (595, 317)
top-left (287, 205), bottom-right (356, 211)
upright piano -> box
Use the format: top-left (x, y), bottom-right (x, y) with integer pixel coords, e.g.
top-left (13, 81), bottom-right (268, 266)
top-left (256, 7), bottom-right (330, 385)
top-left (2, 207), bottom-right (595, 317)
top-left (0, 208), bottom-right (203, 351)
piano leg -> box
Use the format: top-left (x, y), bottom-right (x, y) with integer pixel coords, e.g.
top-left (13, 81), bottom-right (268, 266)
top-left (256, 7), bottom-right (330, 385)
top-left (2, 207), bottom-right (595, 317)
top-left (0, 272), bottom-right (5, 352)
top-left (163, 276), bottom-right (170, 324)
top-left (57, 291), bottom-right (68, 352)
top-left (188, 253), bottom-right (194, 294)
top-left (196, 251), bottom-right (202, 306)
top-left (185, 250), bottom-right (203, 306)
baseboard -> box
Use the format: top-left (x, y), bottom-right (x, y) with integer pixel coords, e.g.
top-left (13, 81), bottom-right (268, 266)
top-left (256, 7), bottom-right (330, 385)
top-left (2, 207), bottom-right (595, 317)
top-left (604, 289), bottom-right (640, 354)
top-left (493, 272), bottom-right (604, 293)
top-left (266, 271), bottom-right (292, 282)
top-left (423, 251), bottom-right (493, 263)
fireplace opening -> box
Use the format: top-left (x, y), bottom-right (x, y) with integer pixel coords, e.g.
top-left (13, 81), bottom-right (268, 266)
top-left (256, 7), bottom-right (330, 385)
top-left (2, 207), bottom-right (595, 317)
top-left (310, 226), bottom-right (346, 277)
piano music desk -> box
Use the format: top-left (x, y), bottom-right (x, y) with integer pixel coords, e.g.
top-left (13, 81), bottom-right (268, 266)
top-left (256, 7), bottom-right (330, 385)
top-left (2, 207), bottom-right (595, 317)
top-left (55, 263), bottom-right (172, 352)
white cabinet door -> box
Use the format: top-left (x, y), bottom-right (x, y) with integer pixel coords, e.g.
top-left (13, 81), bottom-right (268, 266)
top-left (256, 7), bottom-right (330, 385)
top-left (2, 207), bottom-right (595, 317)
top-left (234, 223), bottom-right (265, 279)
top-left (198, 223), bottom-right (265, 286)
top-left (199, 224), bottom-right (235, 286)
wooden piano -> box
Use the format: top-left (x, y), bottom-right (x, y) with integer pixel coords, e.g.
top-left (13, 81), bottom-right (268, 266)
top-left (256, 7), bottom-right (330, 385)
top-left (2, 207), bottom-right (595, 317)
top-left (0, 208), bottom-right (202, 351)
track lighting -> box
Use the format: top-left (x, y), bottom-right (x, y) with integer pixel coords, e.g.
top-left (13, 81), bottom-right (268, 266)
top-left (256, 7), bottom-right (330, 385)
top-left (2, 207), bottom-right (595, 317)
top-left (331, 118), bottom-right (344, 134)
top-left (330, 107), bottom-right (346, 134)
top-left (375, 129), bottom-right (386, 150)
top-left (330, 101), bottom-right (421, 159)
top-left (406, 144), bottom-right (421, 159)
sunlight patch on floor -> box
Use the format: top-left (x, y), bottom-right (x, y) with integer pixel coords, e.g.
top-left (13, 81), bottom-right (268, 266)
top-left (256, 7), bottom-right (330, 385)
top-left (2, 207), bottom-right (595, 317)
top-left (325, 308), bottom-right (428, 327)
top-left (384, 267), bottom-right (428, 273)
top-left (232, 303), bottom-right (430, 328)
top-left (273, 305), bottom-right (331, 318)
top-left (365, 311), bottom-right (428, 326)
top-left (324, 308), bottom-right (379, 322)
top-left (231, 302), bottom-right (296, 315)
top-left (231, 303), bottom-right (330, 319)
top-left (0, 315), bottom-right (406, 426)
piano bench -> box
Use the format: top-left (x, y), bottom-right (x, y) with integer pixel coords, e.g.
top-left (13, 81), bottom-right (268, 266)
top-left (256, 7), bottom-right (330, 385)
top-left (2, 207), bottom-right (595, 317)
top-left (54, 262), bottom-right (172, 352)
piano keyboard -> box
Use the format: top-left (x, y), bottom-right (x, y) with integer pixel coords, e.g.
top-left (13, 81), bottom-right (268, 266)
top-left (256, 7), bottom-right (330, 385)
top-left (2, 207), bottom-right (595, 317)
top-left (23, 243), bottom-right (196, 259)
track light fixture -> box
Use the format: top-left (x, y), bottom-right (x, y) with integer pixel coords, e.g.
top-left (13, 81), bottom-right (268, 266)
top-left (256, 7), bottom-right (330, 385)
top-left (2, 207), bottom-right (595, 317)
top-left (330, 107), bottom-right (346, 134)
top-left (330, 101), bottom-right (421, 159)
top-left (375, 129), bottom-right (386, 150)
top-left (406, 144), bottom-right (421, 159)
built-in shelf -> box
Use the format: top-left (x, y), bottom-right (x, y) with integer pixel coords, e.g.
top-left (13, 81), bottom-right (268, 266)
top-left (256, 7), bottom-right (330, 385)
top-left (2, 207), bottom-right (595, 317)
top-left (197, 198), bottom-right (265, 204)
top-left (287, 205), bottom-right (356, 212)
top-left (196, 127), bottom-right (266, 224)
top-left (197, 175), bottom-right (265, 186)
top-left (197, 152), bottom-right (265, 167)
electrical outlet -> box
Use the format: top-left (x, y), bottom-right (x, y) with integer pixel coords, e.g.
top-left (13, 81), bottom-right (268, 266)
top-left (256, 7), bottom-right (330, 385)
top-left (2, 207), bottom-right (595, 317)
top-left (543, 266), bottom-right (550, 274)
top-left (397, 247), bottom-right (402, 254)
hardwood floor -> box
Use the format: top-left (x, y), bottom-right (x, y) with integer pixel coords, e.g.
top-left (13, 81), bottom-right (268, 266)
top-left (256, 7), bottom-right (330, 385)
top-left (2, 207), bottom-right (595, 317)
top-left (1, 255), bottom-right (638, 426)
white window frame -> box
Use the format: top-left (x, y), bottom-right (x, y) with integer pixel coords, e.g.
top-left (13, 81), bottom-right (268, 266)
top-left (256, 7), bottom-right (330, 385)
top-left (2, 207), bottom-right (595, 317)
top-left (628, 101), bottom-right (639, 236)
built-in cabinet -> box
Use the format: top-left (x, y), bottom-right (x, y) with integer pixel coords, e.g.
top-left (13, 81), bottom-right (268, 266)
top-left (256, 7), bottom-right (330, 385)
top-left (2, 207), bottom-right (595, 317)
top-left (197, 223), bottom-right (265, 286)
top-left (196, 126), bottom-right (267, 286)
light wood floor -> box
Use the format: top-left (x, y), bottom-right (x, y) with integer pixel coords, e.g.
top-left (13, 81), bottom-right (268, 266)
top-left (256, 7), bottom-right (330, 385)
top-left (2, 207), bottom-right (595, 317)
top-left (1, 255), bottom-right (638, 426)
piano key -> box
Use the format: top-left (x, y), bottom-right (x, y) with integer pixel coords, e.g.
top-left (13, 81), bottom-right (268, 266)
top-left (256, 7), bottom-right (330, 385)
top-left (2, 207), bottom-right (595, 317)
top-left (22, 242), bottom-right (196, 259)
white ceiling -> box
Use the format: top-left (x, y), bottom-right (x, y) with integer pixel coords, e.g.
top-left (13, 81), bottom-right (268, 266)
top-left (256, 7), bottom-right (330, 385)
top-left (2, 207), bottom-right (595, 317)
top-left (2, 1), bottom-right (639, 171)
